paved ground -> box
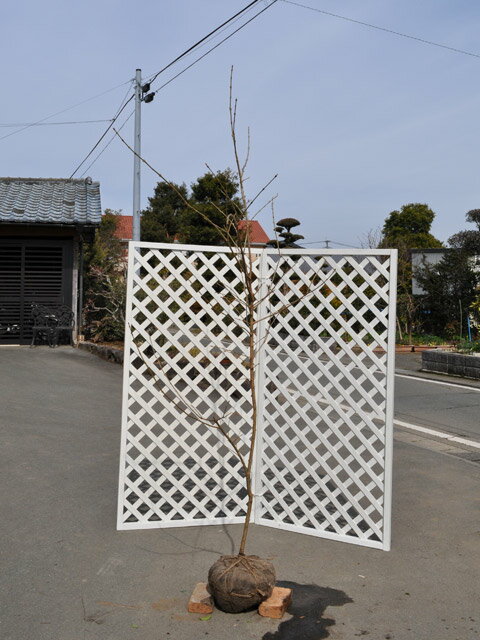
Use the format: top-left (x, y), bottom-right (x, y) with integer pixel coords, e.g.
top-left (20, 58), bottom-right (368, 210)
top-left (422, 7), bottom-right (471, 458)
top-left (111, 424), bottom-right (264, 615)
top-left (1, 346), bottom-right (479, 640)
top-left (395, 373), bottom-right (480, 442)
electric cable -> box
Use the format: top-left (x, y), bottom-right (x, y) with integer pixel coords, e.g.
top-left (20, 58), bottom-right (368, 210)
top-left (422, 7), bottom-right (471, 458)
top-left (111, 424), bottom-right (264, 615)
top-left (281, 0), bottom-right (480, 60)
top-left (0, 119), bottom-right (113, 127)
top-left (0, 78), bottom-right (134, 142)
top-left (299, 240), bottom-right (360, 248)
top-left (3, 2), bottom-right (263, 146)
top-left (143, 3), bottom-right (260, 83)
top-left (69, 81), bottom-right (135, 178)
top-left (145, 0), bottom-right (263, 86)
top-left (79, 109), bottom-right (135, 179)
top-left (73, 2), bottom-right (278, 176)
top-left (151, 0), bottom-right (278, 94)
top-left (329, 239), bottom-right (359, 248)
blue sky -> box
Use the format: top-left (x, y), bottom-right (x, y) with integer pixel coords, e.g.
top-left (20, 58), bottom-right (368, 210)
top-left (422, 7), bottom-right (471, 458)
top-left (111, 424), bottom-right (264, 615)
top-left (2, 0), bottom-right (480, 247)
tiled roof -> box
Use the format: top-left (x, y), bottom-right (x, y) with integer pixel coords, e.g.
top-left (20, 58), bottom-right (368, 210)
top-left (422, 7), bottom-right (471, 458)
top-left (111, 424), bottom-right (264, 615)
top-left (0, 177), bottom-right (102, 225)
top-left (115, 215), bottom-right (133, 240)
top-left (109, 215), bottom-right (270, 244)
top-left (237, 219), bottom-right (270, 245)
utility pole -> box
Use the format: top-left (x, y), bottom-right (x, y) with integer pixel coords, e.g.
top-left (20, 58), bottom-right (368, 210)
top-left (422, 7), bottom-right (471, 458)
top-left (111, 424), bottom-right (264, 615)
top-left (132, 69), bottom-right (155, 241)
top-left (324, 239), bottom-right (331, 248)
top-left (132, 69), bottom-right (142, 242)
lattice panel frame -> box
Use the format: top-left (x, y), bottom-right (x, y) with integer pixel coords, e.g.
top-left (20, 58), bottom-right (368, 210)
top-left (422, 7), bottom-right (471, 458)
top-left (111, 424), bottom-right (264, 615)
top-left (118, 242), bottom-right (396, 550)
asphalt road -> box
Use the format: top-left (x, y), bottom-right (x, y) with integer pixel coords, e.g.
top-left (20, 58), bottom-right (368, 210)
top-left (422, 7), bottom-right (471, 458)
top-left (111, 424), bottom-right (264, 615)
top-left (140, 331), bottom-right (480, 444)
top-left (175, 329), bottom-right (480, 442)
top-left (1, 346), bottom-right (479, 640)
top-left (394, 373), bottom-right (480, 442)
top-left (262, 346), bottom-right (480, 444)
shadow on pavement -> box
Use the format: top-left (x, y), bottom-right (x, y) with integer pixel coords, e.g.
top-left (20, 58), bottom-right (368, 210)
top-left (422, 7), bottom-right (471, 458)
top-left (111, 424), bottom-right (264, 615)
top-left (262, 581), bottom-right (353, 640)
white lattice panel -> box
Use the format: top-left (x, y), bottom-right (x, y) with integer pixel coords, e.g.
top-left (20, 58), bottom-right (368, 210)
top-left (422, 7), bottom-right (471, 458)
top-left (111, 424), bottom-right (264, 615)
top-left (118, 243), bottom-right (396, 550)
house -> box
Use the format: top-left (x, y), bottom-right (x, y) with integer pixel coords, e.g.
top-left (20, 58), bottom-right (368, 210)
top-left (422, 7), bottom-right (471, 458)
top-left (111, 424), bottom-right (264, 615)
top-left (114, 214), bottom-right (134, 250)
top-left (237, 220), bottom-right (270, 247)
top-left (0, 177), bottom-right (102, 344)
top-left (113, 215), bottom-right (270, 248)
top-left (411, 248), bottom-right (448, 295)
top-left (411, 247), bottom-right (480, 296)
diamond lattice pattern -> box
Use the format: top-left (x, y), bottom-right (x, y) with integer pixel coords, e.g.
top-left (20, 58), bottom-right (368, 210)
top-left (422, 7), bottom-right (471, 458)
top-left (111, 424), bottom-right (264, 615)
top-left (254, 253), bottom-right (393, 547)
top-left (118, 244), bottom-right (395, 549)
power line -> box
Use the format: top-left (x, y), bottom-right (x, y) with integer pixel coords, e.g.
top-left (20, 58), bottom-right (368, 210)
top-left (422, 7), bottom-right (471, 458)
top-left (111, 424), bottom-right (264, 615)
top-left (152, 0), bottom-right (279, 94)
top-left (0, 119), bottom-right (113, 127)
top-left (0, 78), bottom-right (133, 142)
top-left (79, 109), bottom-right (135, 179)
top-left (74, 1), bottom-right (278, 177)
top-left (143, 3), bottom-right (260, 83)
top-left (330, 239), bottom-right (359, 248)
top-left (281, 0), bottom-right (480, 60)
top-left (69, 81), bottom-right (135, 178)
top-left (146, 0), bottom-right (263, 86)
top-left (300, 239), bottom-right (360, 248)
top-left (3, 2), bottom-right (265, 146)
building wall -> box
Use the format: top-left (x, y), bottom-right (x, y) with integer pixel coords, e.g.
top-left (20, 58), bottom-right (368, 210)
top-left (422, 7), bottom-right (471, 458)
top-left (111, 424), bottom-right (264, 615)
top-left (411, 249), bottom-right (447, 295)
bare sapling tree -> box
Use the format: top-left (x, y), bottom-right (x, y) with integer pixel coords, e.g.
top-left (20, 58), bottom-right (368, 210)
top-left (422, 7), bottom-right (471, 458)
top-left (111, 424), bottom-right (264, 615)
top-left (115, 69), bottom-right (325, 612)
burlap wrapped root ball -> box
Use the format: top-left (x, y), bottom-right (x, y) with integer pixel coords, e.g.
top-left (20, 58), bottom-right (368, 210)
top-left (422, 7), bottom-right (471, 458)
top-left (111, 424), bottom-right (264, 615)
top-left (208, 554), bottom-right (276, 613)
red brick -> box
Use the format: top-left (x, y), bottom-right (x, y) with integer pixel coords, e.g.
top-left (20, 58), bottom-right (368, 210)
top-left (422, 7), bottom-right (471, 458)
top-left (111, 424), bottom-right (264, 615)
top-left (258, 587), bottom-right (292, 619)
top-left (187, 582), bottom-right (214, 614)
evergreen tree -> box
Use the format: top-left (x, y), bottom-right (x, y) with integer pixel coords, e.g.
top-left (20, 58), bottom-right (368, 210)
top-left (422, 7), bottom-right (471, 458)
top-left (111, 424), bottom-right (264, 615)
top-left (417, 208), bottom-right (480, 337)
top-left (448, 208), bottom-right (480, 254)
top-left (416, 250), bottom-right (479, 337)
top-left (181, 169), bottom-right (242, 245)
top-left (141, 170), bottom-right (242, 245)
top-left (141, 182), bottom-right (188, 243)
top-left (379, 203), bottom-right (443, 340)
top-left (380, 203), bottom-right (443, 249)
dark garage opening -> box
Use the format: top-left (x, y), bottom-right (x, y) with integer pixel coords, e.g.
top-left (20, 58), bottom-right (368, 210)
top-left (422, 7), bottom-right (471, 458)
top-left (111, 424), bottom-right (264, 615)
top-left (0, 238), bottom-right (73, 345)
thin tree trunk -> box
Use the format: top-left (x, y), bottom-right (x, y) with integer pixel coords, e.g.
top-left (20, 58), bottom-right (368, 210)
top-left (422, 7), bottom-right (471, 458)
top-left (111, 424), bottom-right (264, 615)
top-left (396, 316), bottom-right (403, 341)
top-left (238, 287), bottom-right (257, 556)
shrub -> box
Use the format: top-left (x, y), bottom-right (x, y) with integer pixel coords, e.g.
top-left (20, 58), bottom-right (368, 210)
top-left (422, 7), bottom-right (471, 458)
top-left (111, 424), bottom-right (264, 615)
top-left (83, 210), bottom-right (126, 342)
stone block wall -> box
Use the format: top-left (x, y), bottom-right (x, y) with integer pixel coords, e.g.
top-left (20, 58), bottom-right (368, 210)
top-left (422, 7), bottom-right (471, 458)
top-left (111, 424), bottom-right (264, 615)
top-left (422, 350), bottom-right (480, 380)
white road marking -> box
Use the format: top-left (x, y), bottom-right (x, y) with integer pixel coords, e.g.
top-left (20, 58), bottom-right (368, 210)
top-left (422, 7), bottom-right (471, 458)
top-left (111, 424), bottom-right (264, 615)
top-left (394, 419), bottom-right (480, 450)
top-left (285, 388), bottom-right (478, 448)
top-left (288, 386), bottom-right (480, 450)
top-left (217, 338), bottom-right (480, 444)
top-left (395, 372), bottom-right (480, 392)
top-left (291, 352), bottom-right (480, 392)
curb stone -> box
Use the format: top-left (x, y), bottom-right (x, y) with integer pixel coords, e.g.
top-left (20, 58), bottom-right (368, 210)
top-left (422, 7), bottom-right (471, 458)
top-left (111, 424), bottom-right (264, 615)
top-left (77, 341), bottom-right (124, 364)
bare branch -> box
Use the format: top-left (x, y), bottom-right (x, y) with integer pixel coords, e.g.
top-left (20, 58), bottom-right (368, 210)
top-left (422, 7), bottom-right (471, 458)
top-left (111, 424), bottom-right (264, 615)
top-left (229, 68), bottom-right (249, 214)
top-left (113, 128), bottom-right (228, 238)
top-left (241, 126), bottom-right (251, 176)
top-left (247, 175), bottom-right (278, 213)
